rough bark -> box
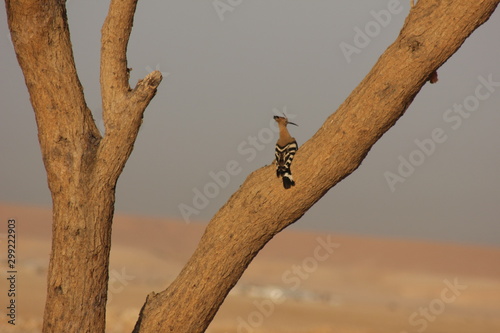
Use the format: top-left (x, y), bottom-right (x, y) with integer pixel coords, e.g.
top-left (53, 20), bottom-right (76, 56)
top-left (132, 0), bottom-right (499, 332)
top-left (5, 0), bottom-right (161, 332)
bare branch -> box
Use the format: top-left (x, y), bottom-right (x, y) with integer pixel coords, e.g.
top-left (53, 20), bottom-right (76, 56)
top-left (99, 0), bottom-right (162, 183)
top-left (100, 0), bottom-right (138, 108)
top-left (133, 0), bottom-right (500, 332)
top-left (5, 0), bottom-right (101, 183)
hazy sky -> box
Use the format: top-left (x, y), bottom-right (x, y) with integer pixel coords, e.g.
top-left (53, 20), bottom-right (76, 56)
top-left (1, 1), bottom-right (499, 245)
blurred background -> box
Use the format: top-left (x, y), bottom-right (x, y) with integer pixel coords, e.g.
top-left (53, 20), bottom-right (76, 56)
top-left (1, 1), bottom-right (499, 332)
top-left (1, 0), bottom-right (500, 245)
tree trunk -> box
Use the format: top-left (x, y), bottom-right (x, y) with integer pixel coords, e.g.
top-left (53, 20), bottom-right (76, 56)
top-left (132, 0), bottom-right (499, 332)
top-left (5, 0), bottom-right (161, 332)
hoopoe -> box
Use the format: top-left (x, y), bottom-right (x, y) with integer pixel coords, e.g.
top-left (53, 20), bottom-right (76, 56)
top-left (273, 115), bottom-right (298, 189)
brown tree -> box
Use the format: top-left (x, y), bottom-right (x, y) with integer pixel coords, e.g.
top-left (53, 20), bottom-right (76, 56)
top-left (6, 0), bottom-right (161, 332)
top-left (5, 0), bottom-right (499, 332)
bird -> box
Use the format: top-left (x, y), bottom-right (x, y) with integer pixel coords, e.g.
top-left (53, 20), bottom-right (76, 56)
top-left (273, 115), bottom-right (298, 189)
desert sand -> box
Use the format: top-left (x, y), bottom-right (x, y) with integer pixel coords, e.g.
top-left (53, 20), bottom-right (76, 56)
top-left (0, 202), bottom-right (499, 333)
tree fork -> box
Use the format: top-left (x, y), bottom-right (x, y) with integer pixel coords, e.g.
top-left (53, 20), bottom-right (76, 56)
top-left (5, 0), bottom-right (161, 332)
top-left (133, 1), bottom-right (499, 332)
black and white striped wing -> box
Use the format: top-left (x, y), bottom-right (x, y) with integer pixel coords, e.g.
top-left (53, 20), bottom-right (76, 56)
top-left (275, 140), bottom-right (298, 189)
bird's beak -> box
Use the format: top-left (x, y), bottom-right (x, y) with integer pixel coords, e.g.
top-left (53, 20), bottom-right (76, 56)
top-left (288, 121), bottom-right (298, 126)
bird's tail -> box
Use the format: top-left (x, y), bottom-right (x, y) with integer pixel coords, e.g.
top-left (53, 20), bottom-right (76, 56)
top-left (277, 166), bottom-right (295, 189)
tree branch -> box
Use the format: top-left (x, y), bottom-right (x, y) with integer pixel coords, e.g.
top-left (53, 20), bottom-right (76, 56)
top-left (99, 0), bottom-right (162, 184)
top-left (6, 0), bottom-right (162, 331)
top-left (100, 0), bottom-right (137, 108)
top-left (133, 0), bottom-right (499, 332)
top-left (5, 0), bottom-right (101, 188)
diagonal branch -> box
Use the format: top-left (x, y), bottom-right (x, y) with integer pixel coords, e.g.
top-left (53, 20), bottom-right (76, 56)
top-left (133, 0), bottom-right (499, 332)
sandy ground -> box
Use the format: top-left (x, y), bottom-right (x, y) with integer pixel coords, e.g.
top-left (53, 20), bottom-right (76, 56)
top-left (0, 203), bottom-right (499, 333)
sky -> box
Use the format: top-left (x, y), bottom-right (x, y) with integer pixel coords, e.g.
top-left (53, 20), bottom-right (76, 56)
top-left (1, 1), bottom-right (499, 246)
